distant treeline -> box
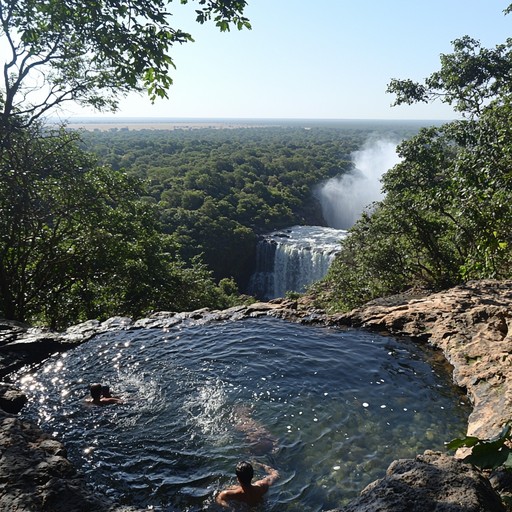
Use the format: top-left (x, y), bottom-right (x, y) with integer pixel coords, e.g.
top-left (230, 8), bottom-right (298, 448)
top-left (79, 124), bottom-right (421, 288)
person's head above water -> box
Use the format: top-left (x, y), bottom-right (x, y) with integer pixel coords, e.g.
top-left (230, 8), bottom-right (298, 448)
top-left (89, 382), bottom-right (123, 406)
top-left (90, 383), bottom-right (102, 400)
top-left (217, 460), bottom-right (279, 506)
top-left (236, 461), bottom-right (254, 486)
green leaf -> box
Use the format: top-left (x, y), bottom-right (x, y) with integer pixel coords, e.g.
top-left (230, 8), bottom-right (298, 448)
top-left (446, 436), bottom-right (481, 450)
top-left (464, 445), bottom-right (511, 470)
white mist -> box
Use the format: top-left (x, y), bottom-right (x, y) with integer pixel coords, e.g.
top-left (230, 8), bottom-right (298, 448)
top-left (315, 139), bottom-right (401, 229)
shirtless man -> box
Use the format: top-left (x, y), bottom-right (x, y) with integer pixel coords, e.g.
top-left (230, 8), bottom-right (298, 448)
top-left (88, 383), bottom-right (123, 406)
top-left (216, 460), bottom-right (279, 507)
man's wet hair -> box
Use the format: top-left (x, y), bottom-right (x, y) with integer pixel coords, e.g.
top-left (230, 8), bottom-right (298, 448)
top-left (236, 461), bottom-right (253, 486)
top-left (90, 383), bottom-right (102, 400)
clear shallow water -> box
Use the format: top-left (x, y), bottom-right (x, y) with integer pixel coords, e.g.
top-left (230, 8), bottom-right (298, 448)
top-left (17, 318), bottom-right (470, 511)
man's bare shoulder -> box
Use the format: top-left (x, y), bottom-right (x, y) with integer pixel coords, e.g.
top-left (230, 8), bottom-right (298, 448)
top-left (217, 486), bottom-right (243, 503)
top-left (101, 397), bottom-right (123, 405)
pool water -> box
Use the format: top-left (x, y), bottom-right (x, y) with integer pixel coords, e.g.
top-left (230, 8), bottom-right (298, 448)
top-left (17, 317), bottom-right (470, 511)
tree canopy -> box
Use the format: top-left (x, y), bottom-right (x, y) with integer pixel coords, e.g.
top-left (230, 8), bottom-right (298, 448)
top-left (0, 125), bottom-right (245, 328)
top-left (0, 0), bottom-right (251, 328)
top-left (0, 0), bottom-right (250, 134)
top-left (314, 5), bottom-right (512, 312)
top-left (387, 4), bottom-right (512, 117)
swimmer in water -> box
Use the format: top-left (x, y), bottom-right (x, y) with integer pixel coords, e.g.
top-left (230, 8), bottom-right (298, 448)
top-left (101, 385), bottom-right (114, 398)
top-left (233, 404), bottom-right (278, 455)
top-left (217, 460), bottom-right (279, 507)
top-left (88, 383), bottom-right (123, 406)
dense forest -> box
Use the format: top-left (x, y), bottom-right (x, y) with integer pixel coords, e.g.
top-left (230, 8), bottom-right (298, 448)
top-left (78, 123), bottom-right (421, 287)
top-left (0, 0), bottom-right (257, 329)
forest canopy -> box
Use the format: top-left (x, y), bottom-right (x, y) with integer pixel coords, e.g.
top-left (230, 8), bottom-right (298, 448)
top-left (0, 0), bottom-right (251, 328)
top-left (78, 123), bottom-right (421, 287)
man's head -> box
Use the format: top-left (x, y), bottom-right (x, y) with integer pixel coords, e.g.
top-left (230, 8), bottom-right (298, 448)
top-left (90, 383), bottom-right (102, 400)
top-left (101, 385), bottom-right (111, 398)
top-left (236, 461), bottom-right (254, 486)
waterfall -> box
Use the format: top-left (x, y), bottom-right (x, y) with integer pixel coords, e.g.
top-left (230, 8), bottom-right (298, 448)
top-left (246, 225), bottom-right (346, 300)
top-left (245, 238), bottom-right (277, 300)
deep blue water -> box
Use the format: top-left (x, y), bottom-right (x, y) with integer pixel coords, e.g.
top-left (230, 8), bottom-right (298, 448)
top-left (18, 317), bottom-right (470, 511)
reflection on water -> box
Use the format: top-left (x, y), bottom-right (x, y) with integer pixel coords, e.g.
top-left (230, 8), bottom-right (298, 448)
top-left (17, 318), bottom-right (470, 511)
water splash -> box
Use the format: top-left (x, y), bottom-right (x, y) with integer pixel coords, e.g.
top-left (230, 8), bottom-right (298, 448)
top-left (315, 139), bottom-right (401, 229)
top-left (183, 379), bottom-right (231, 442)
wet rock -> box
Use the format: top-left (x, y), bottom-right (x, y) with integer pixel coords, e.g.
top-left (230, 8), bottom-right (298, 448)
top-left (0, 383), bottom-right (27, 414)
top-left (0, 332), bottom-right (76, 377)
top-left (0, 409), bottom-right (126, 512)
top-left (202, 305), bottom-right (247, 322)
top-left (0, 319), bottom-right (30, 347)
top-left (328, 451), bottom-right (505, 512)
top-left (489, 468), bottom-right (512, 503)
top-left (63, 319), bottom-right (101, 340)
top-left (181, 307), bottom-right (212, 320)
top-left (268, 298), bottom-right (298, 310)
top-left (266, 308), bottom-right (302, 322)
top-left (133, 316), bottom-right (182, 329)
top-left (245, 302), bottom-right (284, 313)
top-left (147, 311), bottom-right (178, 318)
top-left (299, 312), bottom-right (329, 325)
top-left (100, 316), bottom-right (133, 330)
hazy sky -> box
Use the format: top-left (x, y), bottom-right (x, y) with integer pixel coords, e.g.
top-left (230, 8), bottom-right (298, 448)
top-left (69, 0), bottom-right (511, 120)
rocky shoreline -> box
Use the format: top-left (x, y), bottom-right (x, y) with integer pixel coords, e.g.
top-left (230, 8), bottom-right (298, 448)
top-left (2, 279), bottom-right (512, 510)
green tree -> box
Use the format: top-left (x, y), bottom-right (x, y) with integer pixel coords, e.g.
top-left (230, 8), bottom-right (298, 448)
top-left (0, 125), bottom-right (234, 328)
top-left (315, 5), bottom-right (512, 312)
top-left (0, 0), bottom-right (250, 134)
top-left (387, 5), bottom-right (512, 116)
top-left (0, 0), bottom-right (252, 327)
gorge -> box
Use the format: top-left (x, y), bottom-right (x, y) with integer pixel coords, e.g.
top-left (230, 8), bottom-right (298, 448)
top-left (245, 137), bottom-right (399, 300)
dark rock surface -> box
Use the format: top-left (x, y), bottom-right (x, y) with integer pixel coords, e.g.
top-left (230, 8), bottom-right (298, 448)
top-left (327, 451), bottom-right (506, 512)
top-left (0, 408), bottom-right (144, 512)
top-left (0, 382), bottom-right (27, 414)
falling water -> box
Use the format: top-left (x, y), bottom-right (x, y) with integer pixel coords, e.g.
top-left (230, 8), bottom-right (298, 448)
top-left (246, 225), bottom-right (346, 300)
top-left (315, 139), bottom-right (401, 229)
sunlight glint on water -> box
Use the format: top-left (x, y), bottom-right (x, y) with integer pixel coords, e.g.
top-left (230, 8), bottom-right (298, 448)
top-left (18, 318), bottom-right (470, 511)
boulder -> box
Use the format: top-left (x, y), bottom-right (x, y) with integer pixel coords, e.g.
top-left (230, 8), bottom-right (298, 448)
top-left (0, 408), bottom-right (147, 512)
top-left (0, 383), bottom-right (27, 414)
top-left (328, 451), bottom-right (505, 512)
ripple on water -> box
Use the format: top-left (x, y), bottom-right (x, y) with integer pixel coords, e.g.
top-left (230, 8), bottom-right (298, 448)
top-left (17, 317), bottom-right (470, 511)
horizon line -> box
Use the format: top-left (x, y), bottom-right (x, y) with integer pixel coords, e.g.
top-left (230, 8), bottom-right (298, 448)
top-left (58, 116), bottom-right (453, 122)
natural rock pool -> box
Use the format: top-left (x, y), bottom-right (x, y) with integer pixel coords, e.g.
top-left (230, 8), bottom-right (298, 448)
top-left (17, 317), bottom-right (471, 511)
